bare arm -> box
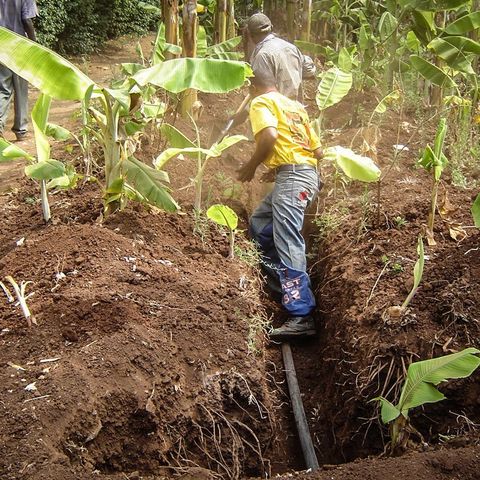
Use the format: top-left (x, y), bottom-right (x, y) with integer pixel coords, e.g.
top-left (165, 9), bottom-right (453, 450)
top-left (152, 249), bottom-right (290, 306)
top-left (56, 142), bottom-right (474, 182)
top-left (237, 127), bottom-right (278, 182)
top-left (22, 18), bottom-right (36, 42)
top-left (313, 147), bottom-right (323, 160)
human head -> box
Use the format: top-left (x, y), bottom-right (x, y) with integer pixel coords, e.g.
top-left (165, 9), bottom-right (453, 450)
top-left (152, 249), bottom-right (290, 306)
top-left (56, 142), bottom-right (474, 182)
top-left (247, 13), bottom-right (273, 43)
top-left (249, 73), bottom-right (277, 97)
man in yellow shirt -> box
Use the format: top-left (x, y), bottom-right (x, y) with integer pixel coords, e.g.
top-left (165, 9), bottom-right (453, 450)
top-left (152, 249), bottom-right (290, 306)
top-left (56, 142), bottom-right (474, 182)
top-left (238, 74), bottom-right (323, 342)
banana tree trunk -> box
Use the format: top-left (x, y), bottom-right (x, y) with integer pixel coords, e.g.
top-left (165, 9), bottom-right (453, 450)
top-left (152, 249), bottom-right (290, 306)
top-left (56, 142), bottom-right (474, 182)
top-left (286, 0), bottom-right (297, 42)
top-left (264, 0), bottom-right (274, 18)
top-left (162, 0), bottom-right (179, 59)
top-left (215, 0), bottom-right (227, 43)
top-left (226, 0), bottom-right (235, 39)
top-left (180, 0), bottom-right (198, 118)
top-left (300, 0), bottom-right (312, 42)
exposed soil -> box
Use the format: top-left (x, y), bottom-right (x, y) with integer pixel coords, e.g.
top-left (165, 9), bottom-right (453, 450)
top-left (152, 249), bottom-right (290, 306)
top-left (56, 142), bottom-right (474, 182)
top-left (1, 34), bottom-right (480, 480)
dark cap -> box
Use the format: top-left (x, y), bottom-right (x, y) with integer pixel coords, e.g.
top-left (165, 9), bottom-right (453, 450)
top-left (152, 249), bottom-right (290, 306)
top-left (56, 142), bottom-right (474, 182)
top-left (247, 13), bottom-right (273, 35)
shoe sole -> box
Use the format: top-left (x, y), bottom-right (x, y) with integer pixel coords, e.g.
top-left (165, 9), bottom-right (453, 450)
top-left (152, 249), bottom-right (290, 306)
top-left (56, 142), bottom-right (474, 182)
top-left (269, 329), bottom-right (316, 342)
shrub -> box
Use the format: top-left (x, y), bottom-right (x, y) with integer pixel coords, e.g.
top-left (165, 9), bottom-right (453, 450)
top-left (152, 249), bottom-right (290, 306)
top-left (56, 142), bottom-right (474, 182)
top-left (35, 0), bottom-right (159, 54)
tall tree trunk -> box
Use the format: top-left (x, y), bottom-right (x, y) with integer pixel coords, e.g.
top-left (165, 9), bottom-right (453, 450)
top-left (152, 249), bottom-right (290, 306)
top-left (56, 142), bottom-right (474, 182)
top-left (162, 0), bottom-right (179, 59)
top-left (300, 0), bottom-right (312, 42)
top-left (215, 0), bottom-right (227, 43)
top-left (286, 0), bottom-right (297, 42)
top-left (226, 0), bottom-right (235, 39)
top-left (180, 0), bottom-right (198, 118)
top-left (264, 0), bottom-right (274, 18)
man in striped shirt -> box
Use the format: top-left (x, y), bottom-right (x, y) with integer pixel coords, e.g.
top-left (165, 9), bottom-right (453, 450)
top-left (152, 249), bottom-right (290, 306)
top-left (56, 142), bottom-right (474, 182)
top-left (0, 0), bottom-right (38, 140)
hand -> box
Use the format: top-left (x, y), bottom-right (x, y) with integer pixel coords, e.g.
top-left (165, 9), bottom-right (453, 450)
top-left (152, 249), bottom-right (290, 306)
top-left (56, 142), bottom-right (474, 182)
top-left (260, 169), bottom-right (275, 183)
top-left (237, 162), bottom-right (257, 182)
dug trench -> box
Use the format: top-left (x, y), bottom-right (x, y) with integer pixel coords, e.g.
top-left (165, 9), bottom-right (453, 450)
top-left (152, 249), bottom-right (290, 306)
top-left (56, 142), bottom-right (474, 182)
top-left (1, 87), bottom-right (480, 480)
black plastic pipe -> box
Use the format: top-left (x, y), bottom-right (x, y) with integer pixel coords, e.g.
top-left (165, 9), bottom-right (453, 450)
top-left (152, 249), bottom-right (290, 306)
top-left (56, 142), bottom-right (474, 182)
top-left (281, 342), bottom-right (319, 471)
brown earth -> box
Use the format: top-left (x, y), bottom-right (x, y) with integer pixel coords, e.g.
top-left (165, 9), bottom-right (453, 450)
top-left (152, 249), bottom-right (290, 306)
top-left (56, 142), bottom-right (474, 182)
top-left (1, 34), bottom-right (480, 480)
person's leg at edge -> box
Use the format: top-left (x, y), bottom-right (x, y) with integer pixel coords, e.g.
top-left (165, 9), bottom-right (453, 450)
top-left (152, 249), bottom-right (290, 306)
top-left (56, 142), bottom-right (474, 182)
top-left (12, 73), bottom-right (29, 139)
top-left (0, 65), bottom-right (14, 136)
top-left (269, 169), bottom-right (319, 341)
top-left (249, 190), bottom-right (283, 298)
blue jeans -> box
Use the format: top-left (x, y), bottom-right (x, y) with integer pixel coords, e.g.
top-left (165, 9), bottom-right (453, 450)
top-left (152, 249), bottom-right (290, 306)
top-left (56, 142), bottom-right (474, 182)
top-left (250, 168), bottom-right (320, 317)
top-left (0, 64), bottom-right (29, 136)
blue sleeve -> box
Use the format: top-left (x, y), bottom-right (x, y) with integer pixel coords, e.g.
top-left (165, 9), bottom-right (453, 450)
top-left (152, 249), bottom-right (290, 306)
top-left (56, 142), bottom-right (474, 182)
top-left (22, 0), bottom-right (38, 20)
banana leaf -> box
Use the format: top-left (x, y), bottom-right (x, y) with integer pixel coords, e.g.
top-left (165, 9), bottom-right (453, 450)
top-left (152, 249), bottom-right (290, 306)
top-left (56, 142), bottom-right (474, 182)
top-left (374, 90), bottom-right (401, 114)
top-left (428, 37), bottom-right (478, 74)
top-left (378, 11), bottom-right (398, 42)
top-left (207, 36), bottom-right (243, 60)
top-left (316, 68), bottom-right (353, 111)
top-left (207, 204), bottom-right (238, 231)
top-left (324, 146), bottom-right (381, 183)
top-left (400, 0), bottom-right (469, 10)
top-left (25, 160), bottom-right (65, 180)
top-left (124, 156), bottom-right (179, 212)
top-left (0, 27), bottom-right (94, 101)
top-left (0, 138), bottom-right (33, 162)
top-left (445, 12), bottom-right (480, 35)
top-left (398, 348), bottom-right (480, 414)
top-left (133, 58), bottom-right (252, 94)
top-left (410, 55), bottom-right (456, 88)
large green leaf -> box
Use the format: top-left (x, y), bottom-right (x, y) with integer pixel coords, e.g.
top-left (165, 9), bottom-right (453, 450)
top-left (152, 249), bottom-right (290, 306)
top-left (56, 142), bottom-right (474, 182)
top-left (398, 348), bottom-right (480, 414)
top-left (378, 11), bottom-right (398, 42)
top-left (160, 124), bottom-right (197, 149)
top-left (133, 58), bottom-right (252, 94)
top-left (206, 204), bottom-right (238, 231)
top-left (445, 12), bottom-right (480, 35)
top-left (410, 55), bottom-right (456, 88)
top-left (375, 396), bottom-right (402, 424)
top-left (411, 11), bottom-right (437, 44)
top-left (428, 37), bottom-right (478, 74)
top-left (124, 156), bottom-right (179, 212)
top-left (0, 138), bottom-right (33, 162)
top-left (0, 27), bottom-right (94, 101)
top-left (207, 36), bottom-right (243, 60)
top-left (316, 68), bottom-right (353, 111)
top-left (25, 159), bottom-right (65, 180)
top-left (152, 23), bottom-right (182, 65)
top-left (295, 40), bottom-right (329, 57)
top-left (400, 0), bottom-right (469, 10)
top-left (472, 193), bottom-right (480, 228)
top-left (46, 123), bottom-right (71, 141)
top-left (31, 94), bottom-right (52, 164)
top-left (324, 146), bottom-right (381, 182)
top-left (154, 134), bottom-right (247, 169)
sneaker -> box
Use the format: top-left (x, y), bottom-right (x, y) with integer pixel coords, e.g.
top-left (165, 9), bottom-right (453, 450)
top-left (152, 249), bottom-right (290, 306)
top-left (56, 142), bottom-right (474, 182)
top-left (269, 315), bottom-right (316, 342)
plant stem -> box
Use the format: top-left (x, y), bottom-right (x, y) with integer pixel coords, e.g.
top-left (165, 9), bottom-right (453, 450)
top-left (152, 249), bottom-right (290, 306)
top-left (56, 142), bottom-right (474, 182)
top-left (40, 180), bottom-right (51, 223)
top-left (228, 231), bottom-right (235, 259)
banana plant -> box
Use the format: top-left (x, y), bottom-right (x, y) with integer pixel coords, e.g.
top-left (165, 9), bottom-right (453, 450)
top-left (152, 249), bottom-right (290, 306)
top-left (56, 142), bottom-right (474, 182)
top-left (206, 204), bottom-right (239, 258)
top-left (155, 125), bottom-right (247, 211)
top-left (0, 26), bottom-right (252, 216)
top-left (374, 348), bottom-right (480, 452)
top-left (0, 94), bottom-right (72, 222)
top-left (417, 117), bottom-right (448, 246)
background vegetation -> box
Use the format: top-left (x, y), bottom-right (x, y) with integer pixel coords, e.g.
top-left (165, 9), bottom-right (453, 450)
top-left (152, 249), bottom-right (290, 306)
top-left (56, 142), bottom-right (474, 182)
top-left (35, 0), bottom-right (159, 54)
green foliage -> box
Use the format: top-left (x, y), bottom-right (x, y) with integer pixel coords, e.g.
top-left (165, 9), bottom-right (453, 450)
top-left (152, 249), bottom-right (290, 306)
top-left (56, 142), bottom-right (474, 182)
top-left (207, 204), bottom-right (238, 231)
top-left (472, 193), bottom-right (480, 228)
top-left (323, 146), bottom-right (381, 183)
top-left (375, 348), bottom-right (480, 425)
top-left (401, 235), bottom-right (424, 309)
top-left (0, 27), bottom-right (94, 101)
top-left (36, 0), bottom-right (159, 54)
top-left (316, 67), bottom-right (353, 111)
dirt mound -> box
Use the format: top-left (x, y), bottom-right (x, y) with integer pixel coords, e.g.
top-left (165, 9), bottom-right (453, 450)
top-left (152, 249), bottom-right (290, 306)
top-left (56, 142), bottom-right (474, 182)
top-left (0, 184), bottom-right (276, 479)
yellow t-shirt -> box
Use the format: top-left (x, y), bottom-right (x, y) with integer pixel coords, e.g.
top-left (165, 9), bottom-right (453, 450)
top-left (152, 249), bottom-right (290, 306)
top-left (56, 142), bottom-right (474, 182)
top-left (249, 91), bottom-right (321, 169)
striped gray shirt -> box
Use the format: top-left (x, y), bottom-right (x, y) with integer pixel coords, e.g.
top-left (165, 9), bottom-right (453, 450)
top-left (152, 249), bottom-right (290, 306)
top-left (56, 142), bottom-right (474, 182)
top-left (250, 34), bottom-right (316, 102)
top-left (0, 0), bottom-right (37, 36)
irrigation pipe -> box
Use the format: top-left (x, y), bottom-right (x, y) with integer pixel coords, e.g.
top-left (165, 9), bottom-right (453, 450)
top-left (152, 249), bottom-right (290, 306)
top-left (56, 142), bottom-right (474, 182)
top-left (281, 343), bottom-right (319, 471)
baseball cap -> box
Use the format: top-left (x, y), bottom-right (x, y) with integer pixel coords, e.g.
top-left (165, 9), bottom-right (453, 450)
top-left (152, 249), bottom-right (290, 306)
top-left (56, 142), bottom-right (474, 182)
top-left (247, 13), bottom-right (273, 34)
